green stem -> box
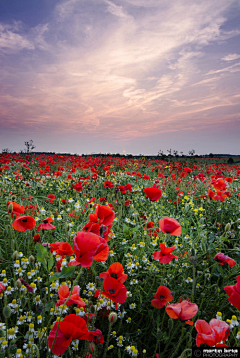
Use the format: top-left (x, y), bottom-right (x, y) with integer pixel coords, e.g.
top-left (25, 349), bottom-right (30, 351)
top-left (48, 267), bottom-right (83, 357)
top-left (170, 325), bottom-right (184, 358)
top-left (103, 322), bottom-right (113, 358)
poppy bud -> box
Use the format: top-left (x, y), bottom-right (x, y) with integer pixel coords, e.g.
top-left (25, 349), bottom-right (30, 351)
top-left (12, 251), bottom-right (19, 260)
top-left (11, 195), bottom-right (16, 201)
top-left (168, 318), bottom-right (173, 330)
top-left (8, 202), bottom-right (13, 213)
top-left (108, 312), bottom-right (118, 323)
top-left (21, 296), bottom-right (27, 308)
top-left (88, 342), bottom-right (96, 354)
top-left (225, 223), bottom-right (231, 232)
top-left (0, 329), bottom-right (5, 337)
top-left (15, 279), bottom-right (22, 289)
top-left (29, 255), bottom-right (35, 264)
top-left (3, 305), bottom-right (11, 319)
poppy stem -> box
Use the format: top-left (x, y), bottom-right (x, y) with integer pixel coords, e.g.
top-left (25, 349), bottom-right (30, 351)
top-left (102, 321), bottom-right (113, 358)
top-left (48, 267), bottom-right (83, 357)
top-left (169, 325), bottom-right (184, 358)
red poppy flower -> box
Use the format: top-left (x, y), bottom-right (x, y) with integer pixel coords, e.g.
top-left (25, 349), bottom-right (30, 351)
top-left (37, 217), bottom-right (56, 231)
top-left (213, 178), bottom-right (227, 191)
top-left (214, 253), bottom-right (235, 267)
top-left (34, 234), bottom-right (41, 243)
top-left (102, 277), bottom-right (127, 304)
top-left (166, 300), bottom-right (198, 325)
top-left (93, 205), bottom-right (115, 228)
top-left (0, 283), bottom-right (5, 293)
top-left (93, 237), bottom-right (109, 262)
top-left (48, 314), bottom-right (95, 355)
top-left (19, 279), bottom-right (33, 293)
top-left (104, 180), bottom-right (114, 188)
top-left (143, 187), bottom-right (162, 202)
top-left (224, 275), bottom-right (240, 309)
top-left (88, 329), bottom-right (104, 344)
top-left (124, 199), bottom-right (131, 206)
top-left (73, 183), bottom-right (83, 191)
top-left (159, 217), bottom-right (181, 236)
top-left (55, 242), bottom-right (73, 257)
top-left (50, 242), bottom-right (61, 253)
top-left (68, 231), bottom-right (102, 267)
top-left (152, 243), bottom-right (178, 264)
top-left (195, 319), bottom-right (230, 347)
top-left (46, 194), bottom-right (55, 203)
top-left (225, 177), bottom-right (233, 183)
top-left (7, 202), bottom-right (25, 218)
top-left (12, 216), bottom-right (36, 231)
top-left (82, 222), bottom-right (101, 236)
top-left (56, 285), bottom-right (85, 307)
top-left (100, 262), bottom-right (128, 284)
top-left (151, 286), bottom-right (173, 309)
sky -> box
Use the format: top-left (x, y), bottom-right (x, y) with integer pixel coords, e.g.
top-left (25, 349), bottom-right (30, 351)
top-left (0, 0), bottom-right (240, 155)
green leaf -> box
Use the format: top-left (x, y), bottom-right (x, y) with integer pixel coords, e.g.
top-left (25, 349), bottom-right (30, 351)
top-left (47, 255), bottom-right (54, 271)
top-left (35, 242), bottom-right (48, 259)
top-left (46, 266), bottom-right (75, 284)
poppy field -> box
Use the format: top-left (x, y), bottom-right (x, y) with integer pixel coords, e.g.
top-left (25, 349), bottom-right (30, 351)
top-left (0, 153), bottom-right (240, 358)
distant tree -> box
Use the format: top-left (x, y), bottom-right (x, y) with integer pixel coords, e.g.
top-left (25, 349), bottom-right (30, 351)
top-left (209, 153), bottom-right (214, 158)
top-left (173, 150), bottom-right (179, 158)
top-left (2, 148), bottom-right (11, 154)
top-left (188, 149), bottom-right (196, 157)
top-left (24, 140), bottom-right (36, 153)
top-left (157, 150), bottom-right (167, 160)
top-left (227, 157), bottom-right (234, 164)
top-left (167, 149), bottom-right (172, 157)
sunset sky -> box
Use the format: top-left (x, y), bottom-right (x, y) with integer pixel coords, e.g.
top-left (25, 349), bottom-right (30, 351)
top-left (0, 0), bottom-right (240, 155)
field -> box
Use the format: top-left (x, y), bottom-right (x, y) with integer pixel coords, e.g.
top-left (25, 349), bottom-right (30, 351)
top-left (0, 153), bottom-right (240, 358)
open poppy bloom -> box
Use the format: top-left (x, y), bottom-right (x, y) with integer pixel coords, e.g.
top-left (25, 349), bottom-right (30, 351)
top-left (143, 187), bottom-right (162, 202)
top-left (214, 253), bottom-right (235, 267)
top-left (100, 262), bottom-right (128, 284)
top-left (72, 183), bottom-right (83, 191)
top-left (152, 243), bottom-right (178, 264)
top-left (91, 205), bottom-right (115, 228)
top-left (224, 275), bottom-right (240, 309)
top-left (213, 178), bottom-right (227, 191)
top-left (101, 277), bottom-right (127, 304)
top-left (54, 242), bottom-right (73, 257)
top-left (104, 180), bottom-right (114, 188)
top-left (46, 194), bottom-right (55, 203)
top-left (0, 283), bottom-right (5, 293)
top-left (159, 217), bottom-right (181, 236)
top-left (151, 286), bottom-right (173, 309)
top-left (93, 237), bottom-right (109, 262)
top-left (166, 299), bottom-right (198, 325)
top-left (7, 202), bottom-right (25, 218)
top-left (37, 217), bottom-right (56, 231)
top-left (195, 319), bottom-right (230, 347)
top-left (68, 231), bottom-right (105, 267)
top-left (48, 314), bottom-right (98, 355)
top-left (56, 285), bottom-right (85, 307)
top-left (12, 216), bottom-right (36, 231)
